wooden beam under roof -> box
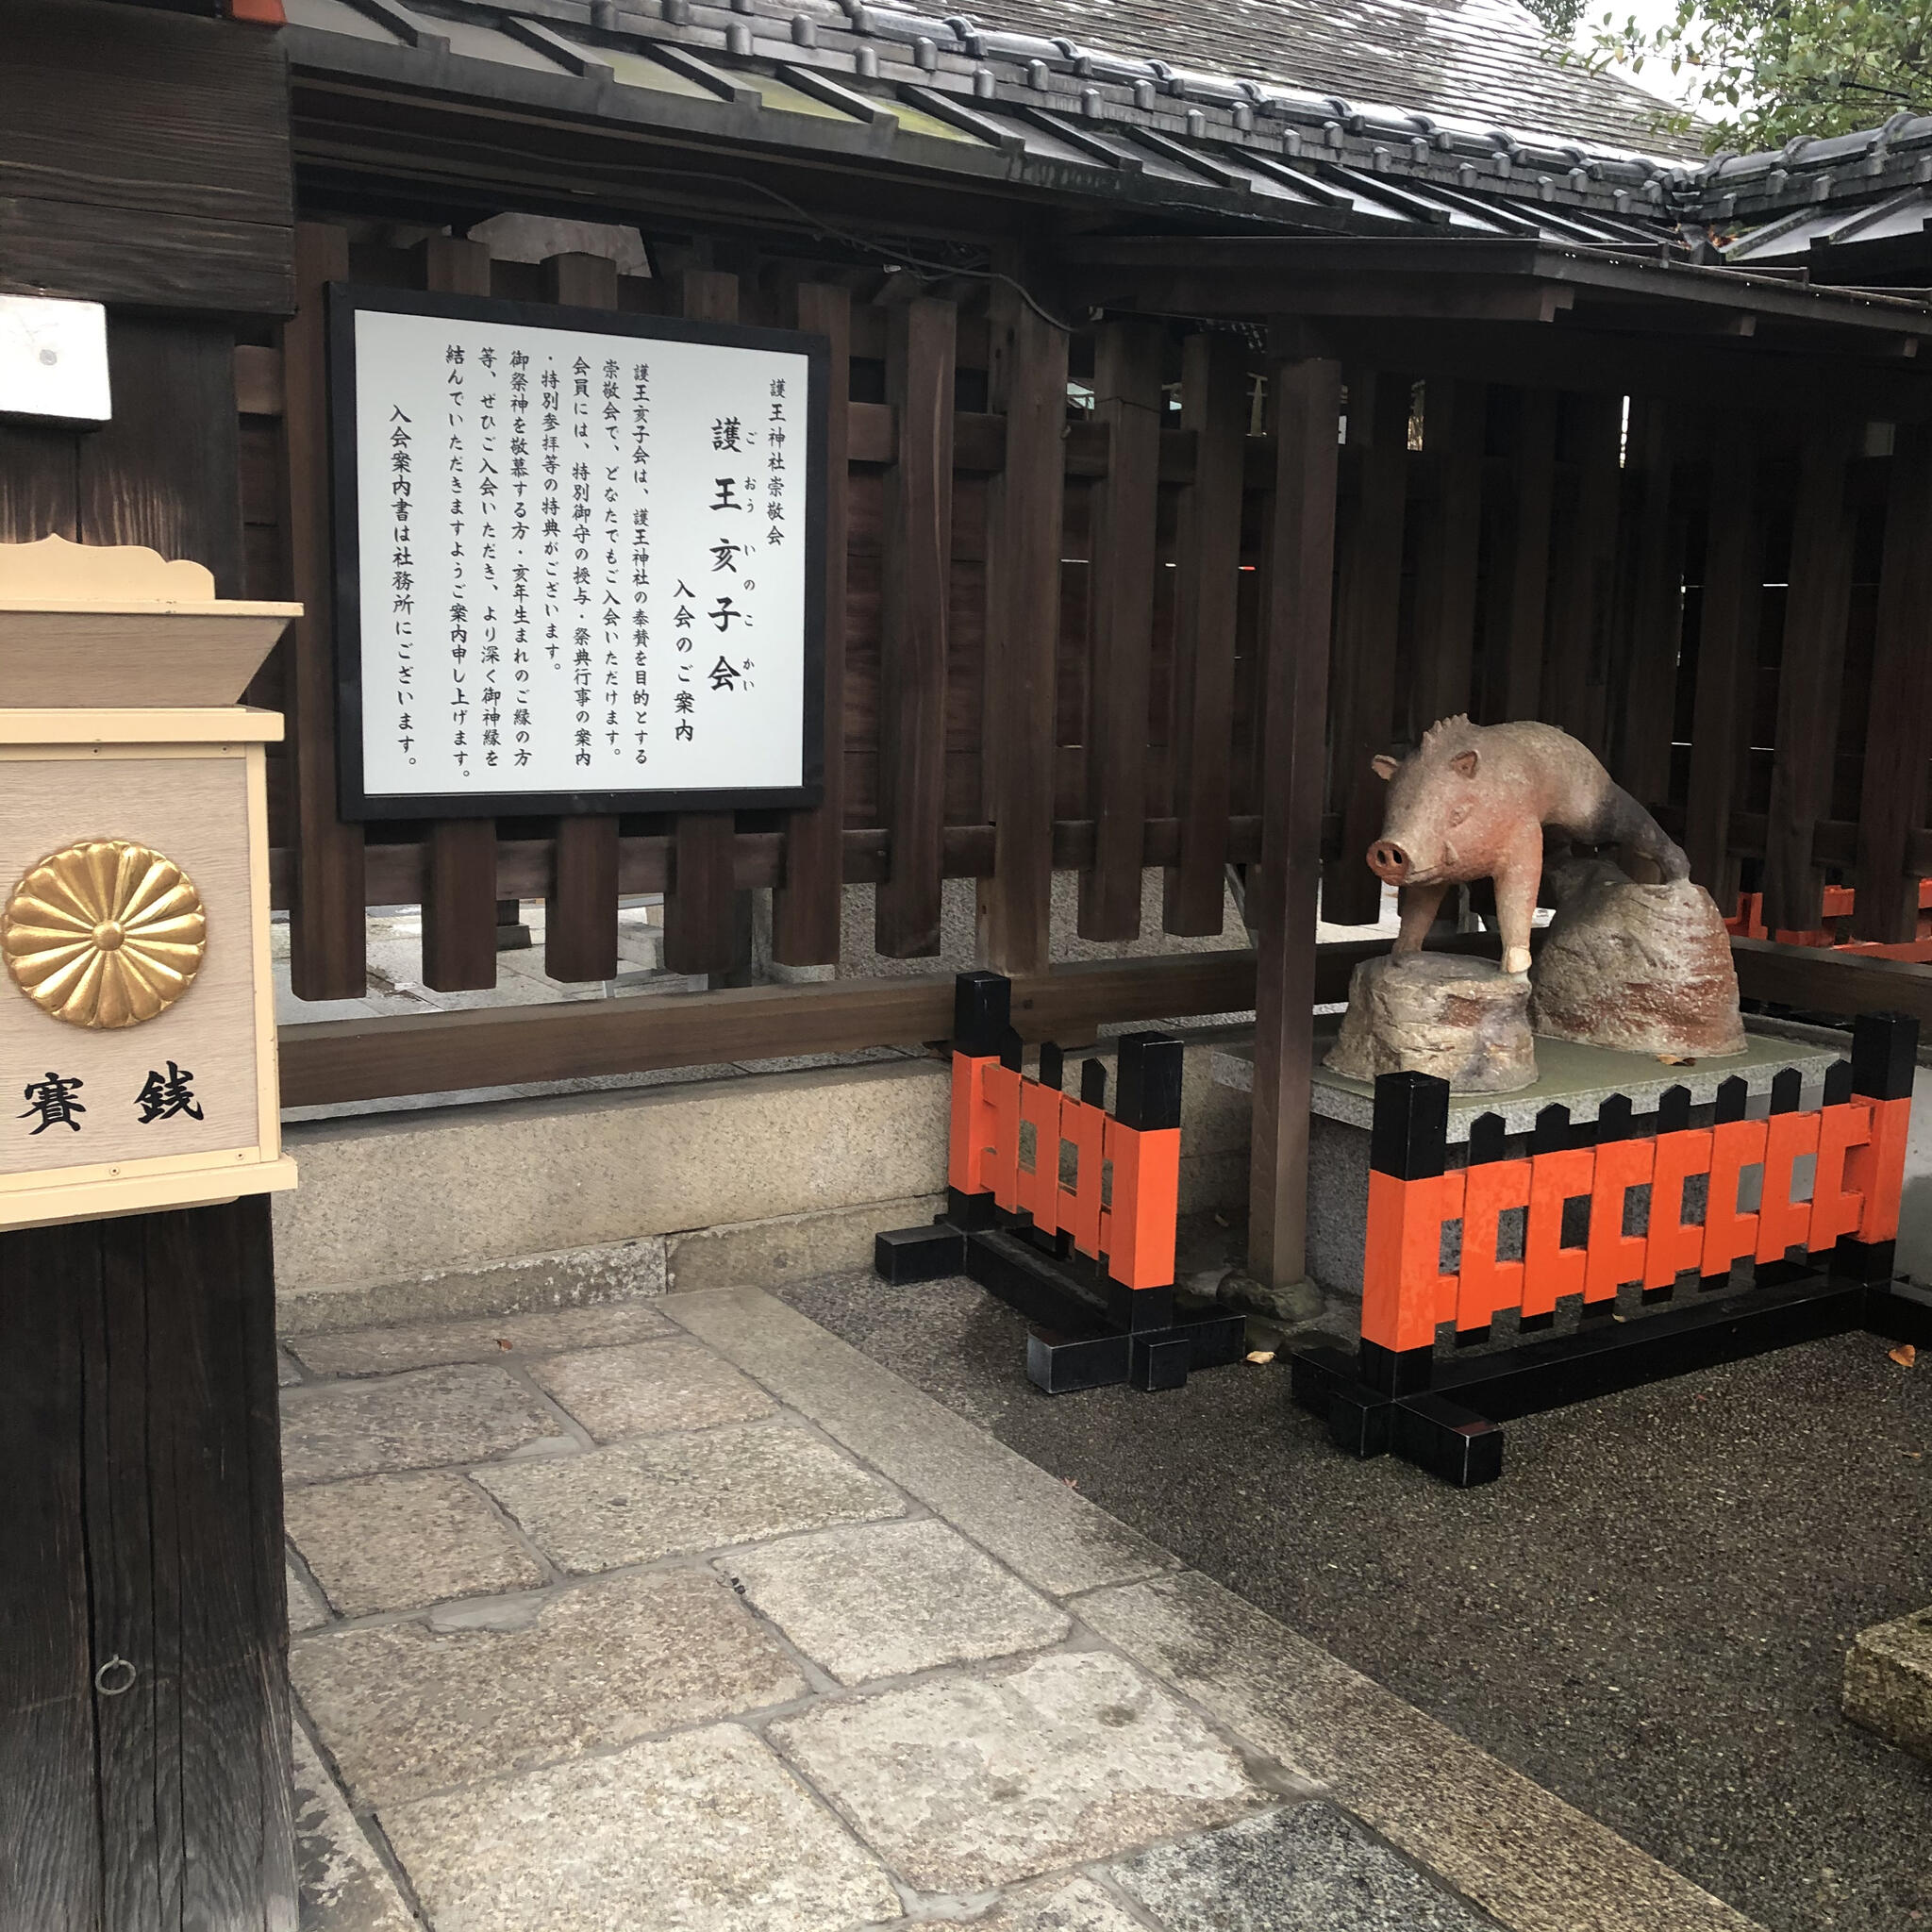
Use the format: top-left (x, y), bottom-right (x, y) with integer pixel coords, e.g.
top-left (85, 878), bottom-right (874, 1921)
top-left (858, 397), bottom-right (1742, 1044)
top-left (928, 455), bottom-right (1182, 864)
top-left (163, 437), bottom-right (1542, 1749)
top-left (1058, 234), bottom-right (1932, 342)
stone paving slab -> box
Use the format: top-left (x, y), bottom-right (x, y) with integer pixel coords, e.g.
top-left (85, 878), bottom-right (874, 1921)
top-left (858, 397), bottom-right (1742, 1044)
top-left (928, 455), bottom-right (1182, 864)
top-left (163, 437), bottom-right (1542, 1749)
top-left (287, 1471), bottom-right (547, 1617)
top-left (281, 1364), bottom-right (566, 1486)
top-left (663, 1289), bottom-right (1174, 1597)
top-left (1113, 1801), bottom-right (1503, 1930)
top-left (288, 1560), bottom-right (330, 1635)
top-left (292, 1566), bottom-right (808, 1807)
top-left (291, 1724), bottom-right (416, 1932)
top-left (1076, 1571), bottom-right (1758, 1932)
top-left (288, 1301), bottom-right (675, 1377)
top-left (725, 1517), bottom-right (1069, 1685)
top-left (379, 1722), bottom-right (904, 1932)
top-left (769, 1648), bottom-right (1275, 1892)
top-left (474, 1418), bottom-right (904, 1573)
top-left (531, 1337), bottom-right (774, 1441)
top-left (969, 1875), bottom-right (1146, 1930)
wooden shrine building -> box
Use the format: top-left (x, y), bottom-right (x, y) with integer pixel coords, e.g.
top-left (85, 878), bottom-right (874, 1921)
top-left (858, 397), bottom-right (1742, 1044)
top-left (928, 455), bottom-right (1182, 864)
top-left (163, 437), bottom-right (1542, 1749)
top-left (8, 0), bottom-right (1932, 1296)
top-left (10, 0), bottom-right (1932, 1915)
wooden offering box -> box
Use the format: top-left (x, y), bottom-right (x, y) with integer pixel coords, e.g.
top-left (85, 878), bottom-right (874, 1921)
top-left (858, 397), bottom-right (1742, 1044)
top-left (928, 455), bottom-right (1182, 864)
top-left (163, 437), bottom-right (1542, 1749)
top-left (0, 537), bottom-right (300, 1230)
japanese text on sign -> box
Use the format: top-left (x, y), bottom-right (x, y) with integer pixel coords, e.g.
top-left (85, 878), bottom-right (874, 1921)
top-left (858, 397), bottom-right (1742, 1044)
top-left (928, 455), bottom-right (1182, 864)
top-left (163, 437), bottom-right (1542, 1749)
top-left (347, 304), bottom-right (812, 806)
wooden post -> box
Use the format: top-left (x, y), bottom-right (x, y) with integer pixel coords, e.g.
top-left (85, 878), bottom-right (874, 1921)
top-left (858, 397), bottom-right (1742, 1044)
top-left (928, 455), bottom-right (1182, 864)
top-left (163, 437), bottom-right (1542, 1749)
top-left (772, 282), bottom-right (853, 966)
top-left (1763, 416), bottom-right (1860, 934)
top-left (874, 297), bottom-right (957, 958)
top-left (661, 268), bottom-right (746, 977)
top-left (1321, 364), bottom-right (1410, 924)
top-left (1409, 376), bottom-right (1485, 734)
top-left (1854, 421), bottom-right (1932, 941)
top-left (1, 1199), bottom-right (294, 1932)
top-left (1612, 399), bottom-right (1685, 816)
top-left (1543, 391), bottom-right (1622, 752)
top-left (1164, 333), bottom-right (1249, 936)
top-left (977, 283), bottom-right (1069, 974)
top-left (540, 252), bottom-right (625, 984)
top-left (1487, 386), bottom-right (1557, 724)
top-left (283, 222), bottom-right (368, 1000)
top-left (418, 235), bottom-right (500, 992)
top-left (1078, 318), bottom-right (1164, 941)
top-left (1682, 417), bottom-right (1763, 905)
top-left (1249, 346), bottom-right (1342, 1291)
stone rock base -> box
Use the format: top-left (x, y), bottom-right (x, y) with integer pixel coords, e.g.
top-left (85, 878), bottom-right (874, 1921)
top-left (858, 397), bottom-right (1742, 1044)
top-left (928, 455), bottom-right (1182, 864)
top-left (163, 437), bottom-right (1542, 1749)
top-left (1531, 864), bottom-right (1745, 1058)
top-left (1324, 952), bottom-right (1537, 1094)
top-left (1843, 1607), bottom-right (1932, 1762)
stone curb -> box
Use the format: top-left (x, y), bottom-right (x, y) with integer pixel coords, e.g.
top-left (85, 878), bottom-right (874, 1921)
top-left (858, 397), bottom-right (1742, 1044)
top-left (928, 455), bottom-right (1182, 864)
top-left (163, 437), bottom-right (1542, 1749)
top-left (666, 1286), bottom-right (1766, 1932)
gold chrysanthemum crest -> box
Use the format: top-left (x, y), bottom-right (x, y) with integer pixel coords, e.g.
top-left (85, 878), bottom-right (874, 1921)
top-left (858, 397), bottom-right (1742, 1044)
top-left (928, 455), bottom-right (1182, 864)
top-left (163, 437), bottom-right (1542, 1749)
top-left (3, 840), bottom-right (207, 1029)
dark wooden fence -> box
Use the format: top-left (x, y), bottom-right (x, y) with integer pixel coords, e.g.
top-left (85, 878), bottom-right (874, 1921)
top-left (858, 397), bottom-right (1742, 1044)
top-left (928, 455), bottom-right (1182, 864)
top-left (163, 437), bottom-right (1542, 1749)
top-left (243, 220), bottom-right (1932, 1102)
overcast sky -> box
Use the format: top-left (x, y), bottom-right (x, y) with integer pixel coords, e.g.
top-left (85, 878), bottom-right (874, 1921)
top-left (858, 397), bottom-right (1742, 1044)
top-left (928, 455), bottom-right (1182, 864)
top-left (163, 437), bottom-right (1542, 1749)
top-left (1568, 0), bottom-right (1712, 111)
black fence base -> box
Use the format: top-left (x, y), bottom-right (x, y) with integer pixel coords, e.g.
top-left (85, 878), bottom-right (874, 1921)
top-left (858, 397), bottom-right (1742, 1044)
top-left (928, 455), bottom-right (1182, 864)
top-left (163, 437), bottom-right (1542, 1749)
top-left (874, 1203), bottom-right (1246, 1394)
top-left (1290, 1268), bottom-right (1932, 1487)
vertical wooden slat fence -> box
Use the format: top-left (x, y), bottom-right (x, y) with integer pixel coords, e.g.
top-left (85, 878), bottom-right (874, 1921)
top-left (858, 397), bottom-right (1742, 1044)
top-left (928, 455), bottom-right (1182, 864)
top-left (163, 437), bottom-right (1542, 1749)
top-left (254, 220), bottom-right (1932, 1149)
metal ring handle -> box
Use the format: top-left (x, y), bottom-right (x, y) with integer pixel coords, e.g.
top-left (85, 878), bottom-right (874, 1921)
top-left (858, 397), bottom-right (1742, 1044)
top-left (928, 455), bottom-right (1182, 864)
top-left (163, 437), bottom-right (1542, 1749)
top-left (93, 1656), bottom-right (137, 1697)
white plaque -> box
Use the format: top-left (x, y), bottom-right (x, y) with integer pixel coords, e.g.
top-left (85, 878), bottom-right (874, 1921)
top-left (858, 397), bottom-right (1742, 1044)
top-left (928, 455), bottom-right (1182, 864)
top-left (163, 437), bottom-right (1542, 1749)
top-left (329, 288), bottom-right (826, 817)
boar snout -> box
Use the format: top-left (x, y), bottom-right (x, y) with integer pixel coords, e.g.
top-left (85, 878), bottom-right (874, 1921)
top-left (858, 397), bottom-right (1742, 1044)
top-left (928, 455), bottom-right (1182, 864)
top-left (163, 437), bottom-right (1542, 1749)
top-left (1367, 840), bottom-right (1409, 883)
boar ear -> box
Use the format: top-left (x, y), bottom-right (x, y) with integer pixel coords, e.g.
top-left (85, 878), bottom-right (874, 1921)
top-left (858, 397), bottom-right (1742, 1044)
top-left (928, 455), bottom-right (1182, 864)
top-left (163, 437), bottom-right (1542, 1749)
top-left (1450, 749), bottom-right (1479, 778)
top-left (1370, 754), bottom-right (1398, 781)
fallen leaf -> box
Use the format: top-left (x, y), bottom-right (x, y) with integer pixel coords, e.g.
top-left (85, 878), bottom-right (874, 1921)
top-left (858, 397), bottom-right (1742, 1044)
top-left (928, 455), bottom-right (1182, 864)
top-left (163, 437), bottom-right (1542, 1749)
top-left (1245, 1349), bottom-right (1276, 1365)
top-left (1890, 1342), bottom-right (1917, 1369)
top-left (1904, 1451), bottom-right (1924, 1461)
top-left (1657, 1054), bottom-right (1696, 1067)
top-left (496, 1339), bottom-right (514, 1351)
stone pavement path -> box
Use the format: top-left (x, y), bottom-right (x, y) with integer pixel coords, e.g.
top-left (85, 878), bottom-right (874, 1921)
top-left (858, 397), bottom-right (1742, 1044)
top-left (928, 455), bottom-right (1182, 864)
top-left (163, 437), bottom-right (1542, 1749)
top-left (280, 1288), bottom-right (1763, 1932)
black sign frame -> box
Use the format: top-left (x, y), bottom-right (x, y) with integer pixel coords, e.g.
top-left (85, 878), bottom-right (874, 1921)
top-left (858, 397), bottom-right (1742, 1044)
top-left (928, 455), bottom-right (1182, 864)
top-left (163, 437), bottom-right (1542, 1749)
top-left (326, 282), bottom-right (829, 822)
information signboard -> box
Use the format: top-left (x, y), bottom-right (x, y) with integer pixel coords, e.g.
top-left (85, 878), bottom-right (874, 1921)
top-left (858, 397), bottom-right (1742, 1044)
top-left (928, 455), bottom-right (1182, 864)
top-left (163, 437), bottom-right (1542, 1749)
top-left (328, 284), bottom-right (827, 819)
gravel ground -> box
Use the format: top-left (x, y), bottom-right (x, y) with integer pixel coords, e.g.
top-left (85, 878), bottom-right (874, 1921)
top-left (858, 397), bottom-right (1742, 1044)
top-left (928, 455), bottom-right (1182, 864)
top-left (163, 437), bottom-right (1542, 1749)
top-left (778, 1249), bottom-right (1932, 1932)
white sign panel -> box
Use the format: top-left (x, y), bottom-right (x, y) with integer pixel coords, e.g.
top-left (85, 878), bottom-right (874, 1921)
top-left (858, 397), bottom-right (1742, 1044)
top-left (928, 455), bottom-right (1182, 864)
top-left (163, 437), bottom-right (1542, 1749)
top-left (330, 288), bottom-right (825, 818)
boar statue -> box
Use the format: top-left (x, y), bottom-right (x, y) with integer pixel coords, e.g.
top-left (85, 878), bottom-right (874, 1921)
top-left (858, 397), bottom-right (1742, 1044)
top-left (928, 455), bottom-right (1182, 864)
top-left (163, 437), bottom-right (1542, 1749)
top-left (1368, 715), bottom-right (1689, 976)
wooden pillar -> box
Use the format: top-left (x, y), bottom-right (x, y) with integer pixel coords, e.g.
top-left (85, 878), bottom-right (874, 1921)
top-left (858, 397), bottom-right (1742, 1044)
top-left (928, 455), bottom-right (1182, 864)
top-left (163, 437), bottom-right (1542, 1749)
top-left (283, 224), bottom-right (369, 1000)
top-left (1682, 417), bottom-right (1763, 906)
top-left (417, 235), bottom-right (501, 993)
top-left (874, 298), bottom-right (957, 958)
top-left (1763, 417), bottom-right (1860, 933)
top-left (661, 268), bottom-right (748, 977)
top-left (976, 283), bottom-right (1069, 974)
top-left (541, 252), bottom-right (624, 984)
top-left (771, 282), bottom-right (854, 966)
top-left (1408, 376), bottom-right (1485, 734)
top-left (1249, 346), bottom-right (1343, 1290)
top-left (0, 1198), bottom-right (293, 1932)
top-left (1322, 365), bottom-right (1410, 924)
top-left (1078, 318), bottom-right (1164, 941)
top-left (1164, 333), bottom-right (1249, 936)
top-left (1852, 422), bottom-right (1932, 941)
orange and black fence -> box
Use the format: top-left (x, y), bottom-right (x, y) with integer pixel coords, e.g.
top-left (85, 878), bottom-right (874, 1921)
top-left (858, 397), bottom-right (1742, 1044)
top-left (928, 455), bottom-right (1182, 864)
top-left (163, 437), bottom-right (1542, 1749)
top-left (1291, 1012), bottom-right (1931, 1486)
top-left (874, 972), bottom-right (1243, 1393)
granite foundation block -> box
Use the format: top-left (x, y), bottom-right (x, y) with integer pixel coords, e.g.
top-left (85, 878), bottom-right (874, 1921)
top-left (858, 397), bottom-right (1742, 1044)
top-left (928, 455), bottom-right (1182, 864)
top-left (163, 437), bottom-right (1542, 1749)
top-left (287, 1300), bottom-right (675, 1377)
top-left (1842, 1607), bottom-right (1932, 1762)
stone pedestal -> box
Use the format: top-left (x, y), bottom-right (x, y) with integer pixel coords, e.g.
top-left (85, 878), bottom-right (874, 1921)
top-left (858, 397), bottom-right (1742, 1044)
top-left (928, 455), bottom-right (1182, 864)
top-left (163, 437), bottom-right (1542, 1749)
top-left (1531, 867), bottom-right (1745, 1059)
top-left (1324, 952), bottom-right (1537, 1094)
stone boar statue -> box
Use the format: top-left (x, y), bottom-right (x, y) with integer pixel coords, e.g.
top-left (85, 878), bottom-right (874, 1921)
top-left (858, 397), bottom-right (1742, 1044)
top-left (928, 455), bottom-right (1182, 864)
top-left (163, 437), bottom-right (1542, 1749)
top-left (1368, 716), bottom-right (1689, 975)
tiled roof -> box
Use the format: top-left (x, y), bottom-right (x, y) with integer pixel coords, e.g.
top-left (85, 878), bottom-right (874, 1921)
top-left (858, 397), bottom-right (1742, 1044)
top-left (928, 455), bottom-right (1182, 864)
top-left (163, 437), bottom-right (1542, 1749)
top-left (284, 0), bottom-right (1702, 242)
top-left (936, 0), bottom-right (1701, 159)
